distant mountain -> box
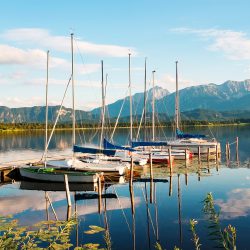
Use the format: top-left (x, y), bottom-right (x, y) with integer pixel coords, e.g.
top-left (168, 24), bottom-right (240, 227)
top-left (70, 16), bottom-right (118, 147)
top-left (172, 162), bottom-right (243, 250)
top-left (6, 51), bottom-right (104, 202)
top-left (92, 79), bottom-right (250, 118)
top-left (91, 86), bottom-right (170, 118)
top-left (0, 106), bottom-right (96, 123)
top-left (1, 80), bottom-right (250, 124)
top-left (156, 79), bottom-right (250, 115)
top-left (118, 109), bottom-right (250, 123)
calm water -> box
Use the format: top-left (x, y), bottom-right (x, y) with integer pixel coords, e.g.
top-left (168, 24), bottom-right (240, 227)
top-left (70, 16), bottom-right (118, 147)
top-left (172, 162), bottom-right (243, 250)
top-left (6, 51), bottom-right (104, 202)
top-left (0, 125), bottom-right (250, 249)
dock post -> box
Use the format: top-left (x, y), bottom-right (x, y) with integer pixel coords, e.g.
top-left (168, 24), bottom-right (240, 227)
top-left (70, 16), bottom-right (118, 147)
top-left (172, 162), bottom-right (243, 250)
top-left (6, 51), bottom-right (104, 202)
top-left (98, 176), bottom-right (102, 214)
top-left (130, 157), bottom-right (134, 186)
top-left (236, 137), bottom-right (239, 162)
top-left (169, 173), bottom-right (172, 196)
top-left (207, 147), bottom-right (210, 162)
top-left (149, 153), bottom-right (153, 180)
top-left (185, 148), bottom-right (188, 168)
top-left (185, 171), bottom-right (188, 186)
top-left (149, 153), bottom-right (154, 204)
top-left (215, 145), bottom-right (218, 163)
top-left (0, 171), bottom-right (3, 182)
top-left (64, 174), bottom-right (71, 207)
top-left (168, 148), bottom-right (172, 170)
top-left (129, 177), bottom-right (135, 215)
top-left (198, 146), bottom-right (201, 163)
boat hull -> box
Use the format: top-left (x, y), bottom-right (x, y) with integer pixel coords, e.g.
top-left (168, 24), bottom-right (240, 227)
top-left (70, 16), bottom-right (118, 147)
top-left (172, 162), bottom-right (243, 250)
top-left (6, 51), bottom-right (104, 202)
top-left (19, 167), bottom-right (99, 183)
top-left (48, 159), bottom-right (128, 176)
top-left (168, 141), bottom-right (221, 154)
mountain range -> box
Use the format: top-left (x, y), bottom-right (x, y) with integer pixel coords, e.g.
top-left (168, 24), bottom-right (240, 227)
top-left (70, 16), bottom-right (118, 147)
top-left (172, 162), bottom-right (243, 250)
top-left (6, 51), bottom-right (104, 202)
top-left (0, 79), bottom-right (249, 123)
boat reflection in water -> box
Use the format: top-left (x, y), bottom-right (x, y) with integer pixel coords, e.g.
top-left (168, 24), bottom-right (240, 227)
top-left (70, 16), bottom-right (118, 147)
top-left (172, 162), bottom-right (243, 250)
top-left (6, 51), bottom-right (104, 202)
top-left (12, 160), bottom-right (249, 250)
top-left (19, 174), bottom-right (126, 192)
top-left (20, 180), bottom-right (98, 192)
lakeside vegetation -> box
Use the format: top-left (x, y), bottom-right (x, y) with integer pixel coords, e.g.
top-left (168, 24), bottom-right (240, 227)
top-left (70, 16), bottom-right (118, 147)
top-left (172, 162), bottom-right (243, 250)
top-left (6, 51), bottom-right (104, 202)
top-left (0, 193), bottom-right (237, 250)
top-left (0, 119), bottom-right (249, 133)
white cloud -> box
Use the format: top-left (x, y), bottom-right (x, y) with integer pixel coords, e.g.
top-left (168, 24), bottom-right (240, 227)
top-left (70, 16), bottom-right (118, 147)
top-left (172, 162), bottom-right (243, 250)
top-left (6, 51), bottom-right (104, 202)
top-left (0, 96), bottom-right (45, 107)
top-left (0, 186), bottom-right (141, 225)
top-left (215, 188), bottom-right (250, 219)
top-left (0, 44), bottom-right (69, 69)
top-left (0, 190), bottom-right (67, 216)
top-left (159, 73), bottom-right (194, 92)
top-left (2, 28), bottom-right (137, 57)
top-left (0, 44), bottom-right (45, 66)
top-left (172, 27), bottom-right (250, 60)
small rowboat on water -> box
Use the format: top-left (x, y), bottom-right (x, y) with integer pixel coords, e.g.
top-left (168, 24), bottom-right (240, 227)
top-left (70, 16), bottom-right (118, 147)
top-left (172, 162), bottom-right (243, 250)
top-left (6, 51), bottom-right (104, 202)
top-left (19, 166), bottom-right (100, 183)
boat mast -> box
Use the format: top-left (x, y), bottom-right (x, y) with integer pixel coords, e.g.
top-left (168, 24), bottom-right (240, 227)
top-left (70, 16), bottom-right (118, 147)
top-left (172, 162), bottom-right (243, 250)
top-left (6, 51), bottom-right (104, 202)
top-left (100, 60), bottom-right (105, 149)
top-left (44, 50), bottom-right (49, 167)
top-left (71, 33), bottom-right (76, 154)
top-left (129, 53), bottom-right (133, 142)
top-left (175, 61), bottom-right (179, 136)
top-left (144, 58), bottom-right (147, 141)
top-left (152, 70), bottom-right (156, 141)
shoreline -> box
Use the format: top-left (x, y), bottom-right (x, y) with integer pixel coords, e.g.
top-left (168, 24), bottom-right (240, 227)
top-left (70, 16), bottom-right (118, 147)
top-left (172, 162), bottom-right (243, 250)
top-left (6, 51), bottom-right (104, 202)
top-left (0, 122), bottom-right (249, 133)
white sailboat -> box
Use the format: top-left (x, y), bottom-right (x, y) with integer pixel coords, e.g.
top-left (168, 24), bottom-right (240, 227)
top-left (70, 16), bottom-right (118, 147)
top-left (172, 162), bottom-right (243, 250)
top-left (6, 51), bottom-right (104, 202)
top-left (103, 58), bottom-right (176, 164)
top-left (73, 60), bottom-right (131, 174)
top-left (130, 69), bottom-right (193, 161)
top-left (76, 55), bottom-right (148, 167)
top-left (20, 38), bottom-right (100, 183)
top-left (167, 61), bottom-right (221, 154)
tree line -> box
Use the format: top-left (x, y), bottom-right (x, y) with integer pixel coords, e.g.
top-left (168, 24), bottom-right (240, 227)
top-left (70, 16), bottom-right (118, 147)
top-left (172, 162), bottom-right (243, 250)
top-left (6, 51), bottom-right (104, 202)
top-left (0, 119), bottom-right (249, 132)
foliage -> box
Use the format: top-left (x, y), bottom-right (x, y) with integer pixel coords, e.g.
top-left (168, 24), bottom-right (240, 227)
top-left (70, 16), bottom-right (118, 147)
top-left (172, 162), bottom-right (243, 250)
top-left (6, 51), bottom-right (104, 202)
top-left (0, 192), bottom-right (238, 250)
top-left (187, 193), bottom-right (237, 250)
top-left (0, 118), bottom-right (249, 133)
top-left (103, 229), bottom-right (112, 250)
top-left (84, 225), bottom-right (105, 235)
top-left (190, 219), bottom-right (201, 250)
top-left (155, 242), bottom-right (163, 250)
top-left (0, 215), bottom-right (112, 250)
top-left (0, 215), bottom-right (76, 249)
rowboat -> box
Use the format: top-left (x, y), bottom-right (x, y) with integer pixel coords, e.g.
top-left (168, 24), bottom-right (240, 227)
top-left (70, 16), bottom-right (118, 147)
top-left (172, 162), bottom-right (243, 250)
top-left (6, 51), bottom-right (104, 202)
top-left (19, 167), bottom-right (99, 183)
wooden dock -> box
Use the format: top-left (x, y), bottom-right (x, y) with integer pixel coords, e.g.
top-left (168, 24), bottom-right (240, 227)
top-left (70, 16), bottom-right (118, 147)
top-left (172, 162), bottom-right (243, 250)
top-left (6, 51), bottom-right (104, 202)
top-left (0, 166), bottom-right (16, 183)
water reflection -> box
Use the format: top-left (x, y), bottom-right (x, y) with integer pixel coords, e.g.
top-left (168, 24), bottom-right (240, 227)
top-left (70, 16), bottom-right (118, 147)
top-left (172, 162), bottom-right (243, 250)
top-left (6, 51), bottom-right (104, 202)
top-left (1, 125), bottom-right (249, 164)
top-left (215, 188), bottom-right (250, 219)
top-left (0, 165), bottom-right (250, 249)
top-left (1, 125), bottom-right (250, 249)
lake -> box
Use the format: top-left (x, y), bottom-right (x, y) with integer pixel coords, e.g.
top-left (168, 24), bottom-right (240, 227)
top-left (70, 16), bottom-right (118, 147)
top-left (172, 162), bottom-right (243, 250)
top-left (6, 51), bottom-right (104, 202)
top-left (0, 125), bottom-right (250, 250)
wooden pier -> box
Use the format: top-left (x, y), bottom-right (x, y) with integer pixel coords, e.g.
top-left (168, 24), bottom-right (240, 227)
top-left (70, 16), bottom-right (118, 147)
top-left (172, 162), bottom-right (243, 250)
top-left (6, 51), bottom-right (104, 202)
top-left (0, 166), bottom-right (16, 183)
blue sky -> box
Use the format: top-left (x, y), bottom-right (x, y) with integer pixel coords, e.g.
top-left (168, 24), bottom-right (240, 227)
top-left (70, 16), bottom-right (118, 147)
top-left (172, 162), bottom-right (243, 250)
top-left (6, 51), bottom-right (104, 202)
top-left (1, 0), bottom-right (250, 110)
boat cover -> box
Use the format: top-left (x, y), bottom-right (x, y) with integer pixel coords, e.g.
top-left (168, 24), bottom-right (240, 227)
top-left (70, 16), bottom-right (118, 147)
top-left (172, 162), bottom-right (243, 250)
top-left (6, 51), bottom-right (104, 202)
top-left (103, 138), bottom-right (135, 152)
top-left (131, 140), bottom-right (168, 148)
top-left (176, 128), bottom-right (206, 139)
top-left (73, 145), bottom-right (116, 156)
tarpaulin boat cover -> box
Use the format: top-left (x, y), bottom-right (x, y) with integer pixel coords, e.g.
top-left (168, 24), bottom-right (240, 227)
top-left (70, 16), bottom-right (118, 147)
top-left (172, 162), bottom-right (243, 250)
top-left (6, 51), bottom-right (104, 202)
top-left (103, 138), bottom-right (135, 152)
top-left (131, 140), bottom-right (168, 148)
top-left (176, 128), bottom-right (206, 139)
top-left (73, 145), bottom-right (116, 156)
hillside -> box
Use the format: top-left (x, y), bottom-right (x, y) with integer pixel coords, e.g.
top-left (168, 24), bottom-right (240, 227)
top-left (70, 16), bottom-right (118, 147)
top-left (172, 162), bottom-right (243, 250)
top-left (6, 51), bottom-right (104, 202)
top-left (1, 80), bottom-right (250, 124)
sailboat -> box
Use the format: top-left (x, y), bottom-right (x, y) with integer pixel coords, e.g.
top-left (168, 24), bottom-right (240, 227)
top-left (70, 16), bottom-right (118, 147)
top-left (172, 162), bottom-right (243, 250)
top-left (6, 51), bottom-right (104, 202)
top-left (126, 61), bottom-right (220, 156)
top-left (68, 60), bottom-right (130, 175)
top-left (166, 61), bottom-right (221, 154)
top-left (20, 36), bottom-right (100, 183)
top-left (100, 54), bottom-right (148, 166)
top-left (104, 61), bottom-right (189, 162)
